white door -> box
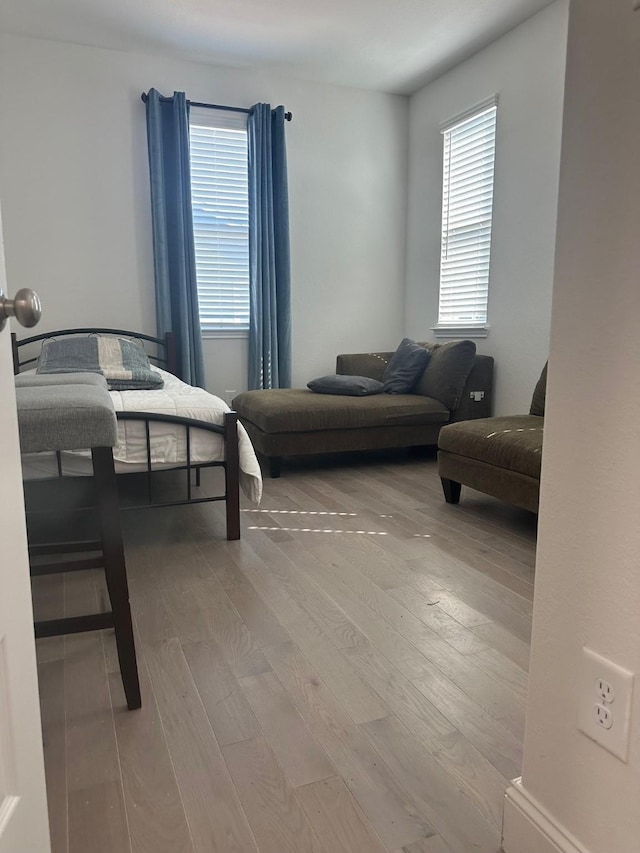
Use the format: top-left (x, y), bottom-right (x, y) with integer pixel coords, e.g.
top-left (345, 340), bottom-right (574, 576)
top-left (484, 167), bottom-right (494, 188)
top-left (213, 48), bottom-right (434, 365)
top-left (0, 206), bottom-right (51, 851)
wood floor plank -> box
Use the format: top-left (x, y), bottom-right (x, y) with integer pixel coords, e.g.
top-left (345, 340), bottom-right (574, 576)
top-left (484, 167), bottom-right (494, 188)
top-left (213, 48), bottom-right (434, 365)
top-left (38, 658), bottom-right (68, 853)
top-left (426, 589), bottom-right (493, 627)
top-left (62, 570), bottom-right (119, 769)
top-left (295, 775), bottom-right (387, 853)
top-left (287, 540), bottom-right (525, 736)
top-left (366, 465), bottom-right (536, 568)
top-left (296, 776), bottom-right (385, 853)
top-left (316, 536), bottom-right (430, 591)
top-left (388, 586), bottom-right (491, 655)
top-left (67, 781), bottom-right (132, 853)
top-left (320, 465), bottom-right (534, 585)
top-left (144, 638), bottom-right (258, 852)
top-left (32, 573), bottom-right (65, 663)
top-left (472, 622), bottom-right (531, 672)
top-left (404, 542), bottom-right (534, 618)
top-left (229, 540), bottom-right (389, 724)
top-left (222, 736), bottom-right (325, 853)
top-left (263, 641), bottom-right (435, 850)
top-left (108, 661), bottom-right (195, 853)
top-left (342, 641), bottom-right (456, 743)
top-left (129, 579), bottom-right (179, 648)
top-left (38, 453), bottom-right (533, 853)
top-left (393, 836), bottom-right (456, 853)
top-left (64, 630), bottom-right (131, 852)
top-left (361, 715), bottom-right (501, 853)
top-left (427, 730), bottom-right (507, 830)
top-left (182, 640), bottom-right (262, 746)
top-left (280, 541), bottom-right (445, 683)
top-left (407, 534), bottom-right (534, 601)
top-left (430, 582), bottom-right (533, 644)
top-left (365, 465), bottom-right (535, 569)
top-left (238, 670), bottom-right (335, 788)
top-left (470, 647), bottom-right (529, 705)
top-left (298, 540), bottom-right (492, 669)
top-left (411, 665), bottom-right (522, 780)
top-left (235, 534), bottom-right (366, 650)
top-left (212, 552), bottom-right (290, 648)
top-left (163, 581), bottom-right (271, 677)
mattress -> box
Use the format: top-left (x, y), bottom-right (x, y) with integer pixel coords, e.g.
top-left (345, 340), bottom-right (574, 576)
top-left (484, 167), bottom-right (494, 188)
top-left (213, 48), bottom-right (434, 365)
top-left (21, 367), bottom-right (262, 503)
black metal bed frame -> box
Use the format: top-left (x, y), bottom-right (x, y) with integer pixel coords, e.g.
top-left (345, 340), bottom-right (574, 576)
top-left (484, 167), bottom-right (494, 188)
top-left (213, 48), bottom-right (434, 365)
top-left (12, 328), bottom-right (241, 541)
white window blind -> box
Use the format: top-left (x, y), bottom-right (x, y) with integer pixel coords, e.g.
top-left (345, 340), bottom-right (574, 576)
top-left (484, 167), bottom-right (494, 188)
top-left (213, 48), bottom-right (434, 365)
top-left (189, 110), bottom-right (249, 333)
top-left (437, 102), bottom-right (497, 329)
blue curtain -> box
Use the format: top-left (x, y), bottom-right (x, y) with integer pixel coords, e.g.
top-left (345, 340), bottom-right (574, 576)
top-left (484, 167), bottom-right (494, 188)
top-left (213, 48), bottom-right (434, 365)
top-left (247, 104), bottom-right (291, 390)
top-left (145, 89), bottom-right (205, 387)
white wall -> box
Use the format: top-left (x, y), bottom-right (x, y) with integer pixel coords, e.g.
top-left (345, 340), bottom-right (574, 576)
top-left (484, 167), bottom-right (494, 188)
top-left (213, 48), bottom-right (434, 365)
top-left (0, 34), bottom-right (408, 397)
top-left (503, 1), bottom-right (640, 851)
top-left (405, 1), bottom-right (568, 414)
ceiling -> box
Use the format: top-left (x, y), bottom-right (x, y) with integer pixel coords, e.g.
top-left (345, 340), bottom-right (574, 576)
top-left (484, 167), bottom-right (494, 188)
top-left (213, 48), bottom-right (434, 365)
top-left (0, 0), bottom-right (555, 95)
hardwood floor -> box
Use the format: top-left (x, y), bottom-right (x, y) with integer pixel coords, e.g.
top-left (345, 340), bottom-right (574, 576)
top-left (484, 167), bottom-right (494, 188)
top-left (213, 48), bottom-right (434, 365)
top-left (33, 449), bottom-right (537, 853)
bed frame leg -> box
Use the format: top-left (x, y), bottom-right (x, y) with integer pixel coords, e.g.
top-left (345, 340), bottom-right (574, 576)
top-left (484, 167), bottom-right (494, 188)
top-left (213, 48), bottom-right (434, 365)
top-left (441, 477), bottom-right (462, 504)
top-left (224, 412), bottom-right (241, 541)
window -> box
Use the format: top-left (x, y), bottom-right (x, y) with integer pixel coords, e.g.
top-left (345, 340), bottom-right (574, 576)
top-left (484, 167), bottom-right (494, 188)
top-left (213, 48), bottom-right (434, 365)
top-left (189, 109), bottom-right (249, 334)
top-left (436, 99), bottom-right (497, 335)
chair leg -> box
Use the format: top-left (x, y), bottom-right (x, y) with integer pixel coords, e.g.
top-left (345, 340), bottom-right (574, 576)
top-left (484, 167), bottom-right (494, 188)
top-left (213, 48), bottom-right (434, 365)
top-left (267, 456), bottom-right (282, 479)
top-left (92, 447), bottom-right (141, 710)
top-left (441, 477), bottom-right (462, 505)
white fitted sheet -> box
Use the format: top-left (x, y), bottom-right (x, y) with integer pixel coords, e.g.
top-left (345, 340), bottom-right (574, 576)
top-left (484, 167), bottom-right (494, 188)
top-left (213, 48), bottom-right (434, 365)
top-left (21, 367), bottom-right (262, 503)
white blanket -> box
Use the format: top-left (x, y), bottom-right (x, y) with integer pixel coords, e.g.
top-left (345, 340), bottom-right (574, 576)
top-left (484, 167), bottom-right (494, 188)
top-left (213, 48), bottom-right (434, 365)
top-left (21, 367), bottom-right (262, 504)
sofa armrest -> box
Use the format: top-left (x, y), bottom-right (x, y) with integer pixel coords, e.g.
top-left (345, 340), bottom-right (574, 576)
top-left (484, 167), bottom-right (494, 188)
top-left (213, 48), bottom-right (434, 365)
top-left (336, 352), bottom-right (393, 382)
top-left (449, 355), bottom-right (494, 422)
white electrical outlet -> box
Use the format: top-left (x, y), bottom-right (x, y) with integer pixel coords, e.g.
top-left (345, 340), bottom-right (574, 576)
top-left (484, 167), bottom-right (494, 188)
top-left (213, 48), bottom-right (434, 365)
top-left (594, 703), bottom-right (613, 730)
top-left (578, 647), bottom-right (634, 761)
top-left (225, 390), bottom-right (237, 407)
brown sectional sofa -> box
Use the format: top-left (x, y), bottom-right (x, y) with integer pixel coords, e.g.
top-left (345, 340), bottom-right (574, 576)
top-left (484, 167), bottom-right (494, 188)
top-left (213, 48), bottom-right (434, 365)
top-left (233, 343), bottom-right (494, 477)
top-left (438, 364), bottom-right (547, 513)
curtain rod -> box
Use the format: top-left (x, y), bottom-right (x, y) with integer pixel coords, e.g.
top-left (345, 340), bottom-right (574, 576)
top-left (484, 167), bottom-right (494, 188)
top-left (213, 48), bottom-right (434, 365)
top-left (140, 92), bottom-right (292, 121)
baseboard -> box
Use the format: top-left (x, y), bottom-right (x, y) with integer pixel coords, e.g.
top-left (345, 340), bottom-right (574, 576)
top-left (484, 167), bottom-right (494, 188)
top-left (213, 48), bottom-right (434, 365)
top-left (502, 778), bottom-right (591, 853)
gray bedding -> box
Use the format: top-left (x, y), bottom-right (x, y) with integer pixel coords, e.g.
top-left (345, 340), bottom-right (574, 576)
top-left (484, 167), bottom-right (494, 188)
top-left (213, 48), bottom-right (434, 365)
top-left (36, 336), bottom-right (164, 391)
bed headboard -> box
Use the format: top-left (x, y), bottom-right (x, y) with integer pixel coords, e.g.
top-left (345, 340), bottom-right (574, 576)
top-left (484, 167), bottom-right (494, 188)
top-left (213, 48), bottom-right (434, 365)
top-left (11, 328), bottom-right (177, 377)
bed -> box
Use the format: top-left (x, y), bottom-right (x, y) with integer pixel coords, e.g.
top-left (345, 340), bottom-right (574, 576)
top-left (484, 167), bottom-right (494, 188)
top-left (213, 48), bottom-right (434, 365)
top-left (12, 327), bottom-right (262, 540)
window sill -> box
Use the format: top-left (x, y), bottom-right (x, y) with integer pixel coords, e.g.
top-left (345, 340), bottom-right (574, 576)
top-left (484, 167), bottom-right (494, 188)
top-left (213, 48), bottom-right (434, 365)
top-left (431, 324), bottom-right (490, 339)
top-left (202, 330), bottom-right (249, 340)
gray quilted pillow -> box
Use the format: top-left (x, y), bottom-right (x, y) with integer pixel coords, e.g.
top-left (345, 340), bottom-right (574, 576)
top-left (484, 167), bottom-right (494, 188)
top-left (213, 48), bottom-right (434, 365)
top-left (307, 374), bottom-right (384, 396)
top-left (382, 338), bottom-right (431, 394)
top-left (413, 339), bottom-right (476, 409)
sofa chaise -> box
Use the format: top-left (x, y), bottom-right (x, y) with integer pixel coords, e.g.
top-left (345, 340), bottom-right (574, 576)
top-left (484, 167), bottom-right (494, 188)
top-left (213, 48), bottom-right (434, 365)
top-left (438, 363), bottom-right (547, 513)
top-left (233, 341), bottom-right (494, 477)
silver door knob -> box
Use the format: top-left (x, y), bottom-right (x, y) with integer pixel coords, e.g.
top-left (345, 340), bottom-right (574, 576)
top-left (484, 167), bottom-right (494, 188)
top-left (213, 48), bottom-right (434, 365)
top-left (0, 288), bottom-right (42, 332)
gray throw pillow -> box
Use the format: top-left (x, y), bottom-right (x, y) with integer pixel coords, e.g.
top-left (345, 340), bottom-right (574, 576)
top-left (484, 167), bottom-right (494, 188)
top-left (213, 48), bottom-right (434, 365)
top-left (530, 363), bottom-right (548, 416)
top-left (307, 374), bottom-right (385, 396)
top-left (413, 339), bottom-right (476, 409)
top-left (382, 338), bottom-right (431, 394)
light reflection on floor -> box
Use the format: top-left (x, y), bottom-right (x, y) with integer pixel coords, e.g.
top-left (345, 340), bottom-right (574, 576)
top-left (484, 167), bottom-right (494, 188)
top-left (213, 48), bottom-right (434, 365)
top-left (242, 508), bottom-right (434, 537)
top-left (247, 526), bottom-right (388, 536)
top-left (241, 509), bottom-right (357, 517)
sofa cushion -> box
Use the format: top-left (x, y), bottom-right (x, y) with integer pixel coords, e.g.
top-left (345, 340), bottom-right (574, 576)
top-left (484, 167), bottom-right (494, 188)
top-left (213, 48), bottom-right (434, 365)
top-left (438, 414), bottom-right (544, 480)
top-left (233, 388), bottom-right (450, 434)
top-left (382, 338), bottom-right (431, 393)
top-left (413, 340), bottom-right (476, 409)
top-left (530, 363), bottom-right (548, 416)
top-left (307, 374), bottom-right (384, 396)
